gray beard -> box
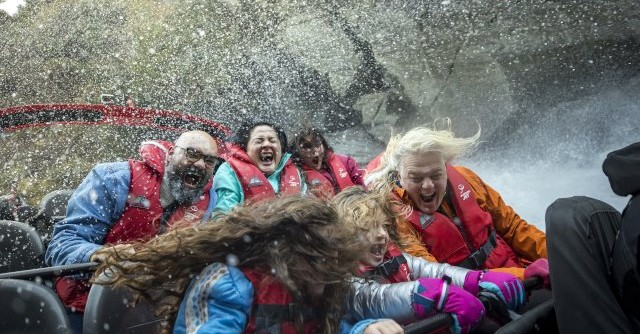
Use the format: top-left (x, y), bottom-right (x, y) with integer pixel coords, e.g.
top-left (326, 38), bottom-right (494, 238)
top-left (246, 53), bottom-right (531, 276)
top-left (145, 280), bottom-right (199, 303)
top-left (166, 172), bottom-right (205, 204)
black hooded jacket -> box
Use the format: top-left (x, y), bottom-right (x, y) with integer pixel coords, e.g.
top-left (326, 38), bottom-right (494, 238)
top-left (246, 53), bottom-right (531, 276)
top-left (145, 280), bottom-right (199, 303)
top-left (603, 142), bottom-right (640, 324)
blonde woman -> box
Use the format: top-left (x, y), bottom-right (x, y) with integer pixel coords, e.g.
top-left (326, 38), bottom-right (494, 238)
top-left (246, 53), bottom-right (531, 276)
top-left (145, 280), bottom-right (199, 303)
top-left (366, 123), bottom-right (549, 285)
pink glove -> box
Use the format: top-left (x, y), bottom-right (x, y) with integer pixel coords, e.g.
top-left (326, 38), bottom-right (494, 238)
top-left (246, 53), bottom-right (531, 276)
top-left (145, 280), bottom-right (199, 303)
top-left (464, 270), bottom-right (526, 311)
top-left (524, 258), bottom-right (550, 288)
top-left (413, 277), bottom-right (485, 334)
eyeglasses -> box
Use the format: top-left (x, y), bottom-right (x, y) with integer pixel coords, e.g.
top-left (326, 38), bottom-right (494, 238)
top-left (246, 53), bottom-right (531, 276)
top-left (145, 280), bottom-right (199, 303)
top-left (299, 141), bottom-right (323, 153)
top-left (175, 146), bottom-right (222, 169)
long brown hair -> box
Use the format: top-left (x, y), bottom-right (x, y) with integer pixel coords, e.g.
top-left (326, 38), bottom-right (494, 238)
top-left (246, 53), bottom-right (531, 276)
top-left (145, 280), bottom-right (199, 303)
top-left (92, 196), bottom-right (366, 334)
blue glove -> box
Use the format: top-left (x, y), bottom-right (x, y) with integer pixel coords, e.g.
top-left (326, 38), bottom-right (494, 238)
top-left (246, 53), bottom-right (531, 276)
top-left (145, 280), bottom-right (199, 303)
top-left (463, 270), bottom-right (525, 310)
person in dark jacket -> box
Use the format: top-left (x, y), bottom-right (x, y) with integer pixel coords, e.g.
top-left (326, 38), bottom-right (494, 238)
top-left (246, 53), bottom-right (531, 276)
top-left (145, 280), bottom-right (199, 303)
top-left (546, 142), bottom-right (640, 334)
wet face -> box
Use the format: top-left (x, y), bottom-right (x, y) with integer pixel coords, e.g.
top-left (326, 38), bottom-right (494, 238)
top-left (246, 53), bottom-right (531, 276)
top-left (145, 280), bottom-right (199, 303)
top-left (398, 151), bottom-right (448, 214)
top-left (299, 136), bottom-right (325, 170)
top-left (166, 134), bottom-right (219, 203)
top-left (361, 225), bottom-right (390, 267)
top-left (247, 125), bottom-right (282, 176)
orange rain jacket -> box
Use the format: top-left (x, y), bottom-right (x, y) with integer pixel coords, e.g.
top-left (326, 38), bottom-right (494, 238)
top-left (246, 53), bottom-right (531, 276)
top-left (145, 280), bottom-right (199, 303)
top-left (394, 165), bottom-right (547, 280)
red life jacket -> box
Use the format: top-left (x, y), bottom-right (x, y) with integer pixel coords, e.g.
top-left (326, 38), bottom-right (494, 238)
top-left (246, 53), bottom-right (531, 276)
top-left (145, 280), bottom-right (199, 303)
top-left (303, 152), bottom-right (355, 200)
top-left (241, 268), bottom-right (321, 334)
top-left (55, 140), bottom-right (212, 311)
top-left (226, 144), bottom-right (302, 204)
top-left (361, 242), bottom-right (413, 283)
top-left (399, 164), bottom-right (522, 269)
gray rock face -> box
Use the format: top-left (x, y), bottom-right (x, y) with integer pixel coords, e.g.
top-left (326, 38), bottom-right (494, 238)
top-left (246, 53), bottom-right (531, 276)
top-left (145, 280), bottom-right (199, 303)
top-left (267, 1), bottom-right (640, 160)
top-left (1, 0), bottom-right (639, 201)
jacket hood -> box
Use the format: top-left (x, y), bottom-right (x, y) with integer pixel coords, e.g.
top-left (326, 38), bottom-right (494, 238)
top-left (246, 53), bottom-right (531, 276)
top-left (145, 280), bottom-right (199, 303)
top-left (603, 142), bottom-right (640, 196)
top-left (139, 140), bottom-right (172, 174)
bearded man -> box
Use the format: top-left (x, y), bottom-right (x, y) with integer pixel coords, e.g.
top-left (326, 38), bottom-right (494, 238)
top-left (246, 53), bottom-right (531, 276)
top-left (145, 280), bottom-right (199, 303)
top-left (45, 130), bottom-right (221, 333)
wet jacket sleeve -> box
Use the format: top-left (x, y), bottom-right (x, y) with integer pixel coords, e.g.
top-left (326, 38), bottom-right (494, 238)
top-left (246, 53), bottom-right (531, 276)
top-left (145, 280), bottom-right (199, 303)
top-left (211, 162), bottom-right (244, 216)
top-left (456, 166), bottom-right (547, 261)
top-left (173, 263), bottom-right (253, 334)
top-left (405, 253), bottom-right (469, 287)
top-left (348, 277), bottom-right (419, 324)
top-left (45, 162), bottom-right (130, 266)
top-left (337, 154), bottom-right (366, 186)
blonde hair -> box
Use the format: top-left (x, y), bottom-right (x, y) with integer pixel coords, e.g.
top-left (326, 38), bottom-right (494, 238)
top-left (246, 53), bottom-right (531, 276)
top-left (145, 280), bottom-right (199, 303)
top-left (330, 185), bottom-right (400, 245)
top-left (365, 119), bottom-right (480, 189)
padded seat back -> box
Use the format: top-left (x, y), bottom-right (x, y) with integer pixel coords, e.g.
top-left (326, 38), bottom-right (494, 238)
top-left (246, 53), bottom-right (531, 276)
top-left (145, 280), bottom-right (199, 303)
top-left (0, 220), bottom-right (45, 273)
top-left (84, 274), bottom-right (163, 334)
top-left (39, 189), bottom-right (74, 221)
top-left (0, 278), bottom-right (71, 334)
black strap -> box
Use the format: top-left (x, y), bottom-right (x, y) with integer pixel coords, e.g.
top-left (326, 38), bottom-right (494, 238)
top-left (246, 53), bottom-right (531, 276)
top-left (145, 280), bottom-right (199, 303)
top-left (458, 229), bottom-right (497, 269)
top-left (373, 254), bottom-right (407, 277)
top-left (158, 201), bottom-right (180, 234)
top-left (254, 303), bottom-right (316, 332)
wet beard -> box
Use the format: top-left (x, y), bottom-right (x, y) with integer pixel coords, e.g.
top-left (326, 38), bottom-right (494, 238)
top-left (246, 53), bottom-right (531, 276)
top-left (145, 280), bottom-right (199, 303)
top-left (167, 171), bottom-right (207, 204)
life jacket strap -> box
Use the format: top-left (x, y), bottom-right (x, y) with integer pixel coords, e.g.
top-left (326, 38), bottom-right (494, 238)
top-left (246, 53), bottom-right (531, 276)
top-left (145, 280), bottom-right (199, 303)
top-left (374, 253), bottom-right (408, 277)
top-left (458, 229), bottom-right (497, 269)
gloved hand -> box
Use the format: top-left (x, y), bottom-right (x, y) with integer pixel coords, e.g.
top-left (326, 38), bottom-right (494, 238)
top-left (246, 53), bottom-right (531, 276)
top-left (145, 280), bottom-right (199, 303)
top-left (463, 270), bottom-right (526, 311)
top-left (413, 277), bottom-right (485, 334)
top-left (524, 258), bottom-right (550, 288)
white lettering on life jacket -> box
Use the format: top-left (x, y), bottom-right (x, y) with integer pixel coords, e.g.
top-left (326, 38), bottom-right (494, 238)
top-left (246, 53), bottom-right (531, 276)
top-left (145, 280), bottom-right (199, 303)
top-left (458, 184), bottom-right (470, 201)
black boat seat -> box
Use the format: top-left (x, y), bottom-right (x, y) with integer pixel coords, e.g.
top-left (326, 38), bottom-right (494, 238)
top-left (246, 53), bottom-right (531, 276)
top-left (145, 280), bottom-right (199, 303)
top-left (495, 298), bottom-right (557, 334)
top-left (0, 278), bottom-right (72, 334)
top-left (36, 189), bottom-right (74, 243)
top-left (39, 189), bottom-right (74, 222)
top-left (84, 273), bottom-right (163, 334)
top-left (0, 220), bottom-right (46, 274)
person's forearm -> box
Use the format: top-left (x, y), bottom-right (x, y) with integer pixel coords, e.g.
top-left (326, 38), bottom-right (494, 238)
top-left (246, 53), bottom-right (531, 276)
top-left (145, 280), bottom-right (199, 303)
top-left (348, 278), bottom-right (418, 324)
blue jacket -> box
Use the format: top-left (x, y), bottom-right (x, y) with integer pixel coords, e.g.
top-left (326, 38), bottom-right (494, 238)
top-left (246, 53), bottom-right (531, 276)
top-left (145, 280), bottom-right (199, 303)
top-left (173, 263), bottom-right (381, 334)
top-left (211, 153), bottom-right (306, 215)
top-left (45, 161), bottom-right (216, 266)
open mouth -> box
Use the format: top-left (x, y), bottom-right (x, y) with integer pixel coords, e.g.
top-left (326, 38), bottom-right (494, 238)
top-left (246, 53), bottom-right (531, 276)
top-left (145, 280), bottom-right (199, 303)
top-left (182, 171), bottom-right (204, 188)
top-left (311, 157), bottom-right (321, 166)
top-left (420, 193), bottom-right (436, 203)
top-left (260, 151), bottom-right (274, 164)
top-left (370, 243), bottom-right (386, 257)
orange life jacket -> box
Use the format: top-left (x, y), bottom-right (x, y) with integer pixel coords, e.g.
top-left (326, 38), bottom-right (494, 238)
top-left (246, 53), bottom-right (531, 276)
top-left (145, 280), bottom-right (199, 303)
top-left (400, 164), bottom-right (522, 269)
top-left (241, 268), bottom-right (321, 334)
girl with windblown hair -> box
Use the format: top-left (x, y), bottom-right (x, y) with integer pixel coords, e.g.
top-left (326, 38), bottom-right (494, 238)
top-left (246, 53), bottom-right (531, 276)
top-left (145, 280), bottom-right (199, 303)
top-left (90, 196), bottom-right (403, 334)
top-left (334, 186), bottom-right (525, 334)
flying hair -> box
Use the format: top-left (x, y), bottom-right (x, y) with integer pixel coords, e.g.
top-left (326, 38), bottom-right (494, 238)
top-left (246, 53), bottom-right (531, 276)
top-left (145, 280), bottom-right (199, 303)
top-left (330, 185), bottom-right (401, 244)
top-left (365, 118), bottom-right (481, 190)
top-left (91, 196), bottom-right (365, 334)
